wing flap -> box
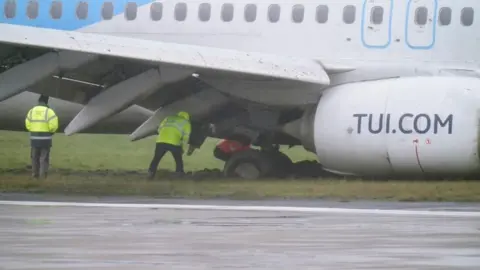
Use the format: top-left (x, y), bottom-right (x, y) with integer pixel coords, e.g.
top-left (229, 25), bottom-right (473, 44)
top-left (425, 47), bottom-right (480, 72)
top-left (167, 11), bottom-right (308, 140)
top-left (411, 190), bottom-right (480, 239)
top-left (0, 24), bottom-right (330, 85)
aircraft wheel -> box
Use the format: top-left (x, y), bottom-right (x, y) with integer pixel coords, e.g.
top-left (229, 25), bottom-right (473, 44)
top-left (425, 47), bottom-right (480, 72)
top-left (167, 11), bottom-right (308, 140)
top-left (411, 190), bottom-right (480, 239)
top-left (223, 150), bottom-right (274, 179)
top-left (270, 151), bottom-right (293, 178)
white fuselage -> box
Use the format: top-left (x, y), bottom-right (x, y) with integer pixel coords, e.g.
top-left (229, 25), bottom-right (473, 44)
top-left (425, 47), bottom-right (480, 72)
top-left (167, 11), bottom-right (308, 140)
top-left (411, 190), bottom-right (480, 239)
top-left (1, 0), bottom-right (479, 67)
top-left (76, 0), bottom-right (480, 68)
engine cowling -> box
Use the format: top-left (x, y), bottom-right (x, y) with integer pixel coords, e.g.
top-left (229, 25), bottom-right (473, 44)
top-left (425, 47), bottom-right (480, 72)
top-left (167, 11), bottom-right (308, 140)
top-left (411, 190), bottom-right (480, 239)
top-left (305, 76), bottom-right (480, 177)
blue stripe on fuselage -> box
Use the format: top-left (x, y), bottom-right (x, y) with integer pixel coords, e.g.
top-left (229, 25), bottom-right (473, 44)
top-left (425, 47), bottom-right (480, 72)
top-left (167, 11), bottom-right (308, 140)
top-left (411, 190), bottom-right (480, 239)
top-left (0, 0), bottom-right (154, 31)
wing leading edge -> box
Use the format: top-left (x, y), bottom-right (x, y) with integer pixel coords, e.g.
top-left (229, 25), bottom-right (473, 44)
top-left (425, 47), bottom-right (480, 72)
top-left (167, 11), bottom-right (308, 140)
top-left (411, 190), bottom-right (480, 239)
top-left (0, 24), bottom-right (331, 86)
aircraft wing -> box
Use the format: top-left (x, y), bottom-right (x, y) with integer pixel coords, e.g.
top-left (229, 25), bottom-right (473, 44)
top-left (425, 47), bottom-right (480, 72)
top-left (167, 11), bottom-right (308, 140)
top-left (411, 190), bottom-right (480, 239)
top-left (0, 24), bottom-right (332, 140)
top-left (0, 24), bottom-right (329, 85)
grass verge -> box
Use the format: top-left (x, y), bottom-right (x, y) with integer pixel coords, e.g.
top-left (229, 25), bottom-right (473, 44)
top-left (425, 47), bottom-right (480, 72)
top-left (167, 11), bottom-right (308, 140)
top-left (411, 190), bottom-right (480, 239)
top-left (1, 173), bottom-right (480, 202)
top-left (2, 131), bottom-right (480, 202)
top-left (0, 131), bottom-right (317, 171)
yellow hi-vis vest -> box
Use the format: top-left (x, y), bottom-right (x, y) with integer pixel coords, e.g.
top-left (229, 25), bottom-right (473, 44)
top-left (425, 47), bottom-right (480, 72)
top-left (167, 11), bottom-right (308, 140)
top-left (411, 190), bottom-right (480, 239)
top-left (156, 115), bottom-right (191, 147)
top-left (25, 105), bottom-right (59, 140)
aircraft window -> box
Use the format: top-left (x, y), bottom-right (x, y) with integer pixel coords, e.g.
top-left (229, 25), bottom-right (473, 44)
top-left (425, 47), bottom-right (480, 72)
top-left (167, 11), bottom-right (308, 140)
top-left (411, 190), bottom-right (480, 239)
top-left (150, 2), bottom-right (163, 21)
top-left (316, 5), bottom-right (328, 23)
top-left (222, 3), bottom-right (234, 22)
top-left (415, 7), bottom-right (428, 25)
top-left (292, 4), bottom-right (304, 23)
top-left (50, 1), bottom-right (62, 20)
top-left (244, 4), bottom-right (257, 22)
top-left (27, 0), bottom-right (38, 19)
top-left (198, 3), bottom-right (211, 22)
top-left (371, 6), bottom-right (383, 24)
top-left (268, 4), bottom-right (280, 23)
top-left (175, 2), bottom-right (187, 21)
top-left (125, 2), bottom-right (137, 21)
top-left (102, 2), bottom-right (114, 20)
top-left (461, 7), bottom-right (474, 26)
top-left (4, 0), bottom-right (16, 19)
top-left (343, 5), bottom-right (356, 24)
top-left (438, 7), bottom-right (451, 26)
top-left (76, 2), bottom-right (88, 20)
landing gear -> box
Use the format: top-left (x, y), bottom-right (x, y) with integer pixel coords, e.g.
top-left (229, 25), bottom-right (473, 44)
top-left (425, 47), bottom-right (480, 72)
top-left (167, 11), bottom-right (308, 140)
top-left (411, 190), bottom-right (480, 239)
top-left (223, 148), bottom-right (293, 179)
top-left (223, 150), bottom-right (272, 179)
top-left (266, 150), bottom-right (293, 178)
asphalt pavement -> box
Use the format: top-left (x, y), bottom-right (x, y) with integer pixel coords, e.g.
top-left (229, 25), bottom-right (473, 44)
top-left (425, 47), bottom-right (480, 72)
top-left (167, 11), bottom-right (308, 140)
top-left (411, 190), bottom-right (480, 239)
top-left (0, 194), bottom-right (479, 269)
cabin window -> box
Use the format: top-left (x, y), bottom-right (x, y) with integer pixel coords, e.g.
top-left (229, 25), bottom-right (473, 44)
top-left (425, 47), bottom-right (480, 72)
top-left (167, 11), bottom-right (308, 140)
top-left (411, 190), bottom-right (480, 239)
top-left (268, 4), bottom-right (280, 23)
top-left (222, 3), bottom-right (234, 22)
top-left (438, 7), bottom-right (451, 25)
top-left (50, 1), bottom-right (62, 19)
top-left (175, 2), bottom-right (187, 21)
top-left (76, 2), bottom-right (88, 20)
top-left (316, 5), bottom-right (328, 23)
top-left (27, 0), bottom-right (38, 19)
top-left (150, 2), bottom-right (163, 21)
top-left (102, 2), bottom-right (114, 20)
top-left (244, 4), bottom-right (257, 22)
top-left (4, 0), bottom-right (16, 19)
top-left (125, 2), bottom-right (137, 21)
top-left (343, 5), bottom-right (356, 24)
top-left (415, 7), bottom-right (428, 25)
top-left (371, 6), bottom-right (384, 24)
top-left (292, 4), bottom-right (304, 23)
top-left (198, 3), bottom-right (211, 21)
top-left (461, 7), bottom-right (474, 26)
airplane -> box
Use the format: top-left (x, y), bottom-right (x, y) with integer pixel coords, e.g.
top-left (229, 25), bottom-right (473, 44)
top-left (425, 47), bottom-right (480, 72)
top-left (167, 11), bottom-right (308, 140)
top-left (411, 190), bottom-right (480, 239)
top-left (1, 0), bottom-right (480, 179)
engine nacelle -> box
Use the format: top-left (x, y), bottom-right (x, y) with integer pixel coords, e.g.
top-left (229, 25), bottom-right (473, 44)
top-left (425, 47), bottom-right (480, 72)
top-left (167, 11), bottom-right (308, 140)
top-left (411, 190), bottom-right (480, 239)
top-left (311, 76), bottom-right (480, 177)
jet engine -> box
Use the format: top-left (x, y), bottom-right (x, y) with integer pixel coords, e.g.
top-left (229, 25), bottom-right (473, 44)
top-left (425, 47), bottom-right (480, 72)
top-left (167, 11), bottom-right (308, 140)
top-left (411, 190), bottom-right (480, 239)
top-left (284, 76), bottom-right (480, 177)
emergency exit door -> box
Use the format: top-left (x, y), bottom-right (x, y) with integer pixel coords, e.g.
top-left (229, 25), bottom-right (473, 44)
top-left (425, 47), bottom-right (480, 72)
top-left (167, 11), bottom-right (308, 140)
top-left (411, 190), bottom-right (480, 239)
top-left (361, 0), bottom-right (393, 48)
top-left (405, 0), bottom-right (438, 49)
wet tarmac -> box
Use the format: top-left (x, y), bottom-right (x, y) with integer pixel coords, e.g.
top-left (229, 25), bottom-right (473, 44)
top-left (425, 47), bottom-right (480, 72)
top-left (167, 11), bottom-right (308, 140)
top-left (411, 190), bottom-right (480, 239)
top-left (0, 197), bottom-right (479, 269)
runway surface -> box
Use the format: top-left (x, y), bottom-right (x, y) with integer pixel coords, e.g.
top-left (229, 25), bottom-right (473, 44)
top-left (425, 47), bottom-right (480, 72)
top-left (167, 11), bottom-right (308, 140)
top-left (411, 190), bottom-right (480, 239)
top-left (0, 195), bottom-right (479, 269)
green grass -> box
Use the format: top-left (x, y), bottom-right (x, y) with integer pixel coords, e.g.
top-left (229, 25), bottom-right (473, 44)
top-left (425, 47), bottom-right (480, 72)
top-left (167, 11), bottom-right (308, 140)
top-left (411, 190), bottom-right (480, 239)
top-left (0, 131), bottom-right (316, 172)
top-left (2, 176), bottom-right (480, 202)
top-left (1, 130), bottom-right (480, 202)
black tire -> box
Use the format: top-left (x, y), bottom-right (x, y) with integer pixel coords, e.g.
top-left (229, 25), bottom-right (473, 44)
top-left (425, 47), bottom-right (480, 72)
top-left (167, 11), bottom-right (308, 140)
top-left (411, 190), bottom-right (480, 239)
top-left (262, 150), bottom-right (293, 178)
top-left (223, 150), bottom-right (274, 179)
top-left (275, 152), bottom-right (293, 178)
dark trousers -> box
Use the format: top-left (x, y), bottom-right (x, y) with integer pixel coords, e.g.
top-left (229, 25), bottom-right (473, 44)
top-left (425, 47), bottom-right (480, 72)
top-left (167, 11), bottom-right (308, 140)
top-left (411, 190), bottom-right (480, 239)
top-left (31, 146), bottom-right (50, 178)
top-left (148, 143), bottom-right (184, 176)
